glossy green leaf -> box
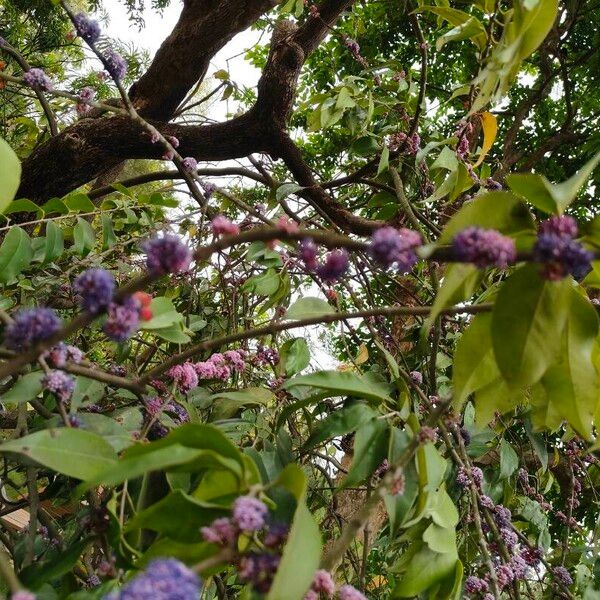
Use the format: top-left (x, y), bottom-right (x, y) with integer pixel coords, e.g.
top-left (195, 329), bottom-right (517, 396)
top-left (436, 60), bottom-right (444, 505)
top-left (0, 428), bottom-right (117, 480)
top-left (284, 370), bottom-right (393, 404)
top-left (0, 371), bottom-right (43, 404)
top-left (101, 213), bottom-right (117, 250)
top-left (303, 402), bottom-right (376, 449)
top-left (0, 136), bottom-right (21, 214)
top-left (491, 265), bottom-right (570, 388)
top-left (499, 438), bottom-right (519, 480)
top-left (43, 221), bottom-right (64, 264)
top-left (452, 313), bottom-right (499, 411)
top-left (343, 417), bottom-right (389, 487)
top-left (438, 192), bottom-right (533, 244)
top-left (0, 227), bottom-right (33, 283)
top-left (267, 465), bottom-right (321, 600)
top-left (73, 217), bottom-right (95, 256)
top-left (506, 150), bottom-right (600, 214)
top-left (284, 297), bottom-right (335, 320)
top-left (140, 297), bottom-right (183, 330)
top-left (65, 193), bottom-right (95, 213)
top-left (279, 338), bottom-right (310, 376)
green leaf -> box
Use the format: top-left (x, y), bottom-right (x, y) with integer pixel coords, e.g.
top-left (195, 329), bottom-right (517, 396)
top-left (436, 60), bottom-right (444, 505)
top-left (539, 290), bottom-right (599, 439)
top-left (43, 221), bottom-right (64, 264)
top-left (65, 193), bottom-right (95, 213)
top-left (4, 199), bottom-right (40, 215)
top-left (343, 417), bottom-right (389, 487)
top-left (452, 313), bottom-right (499, 411)
top-left (0, 371), bottom-right (44, 404)
top-left (101, 213), bottom-right (117, 250)
top-left (267, 465), bottom-right (321, 600)
top-left (280, 338), bottom-right (310, 376)
top-left (303, 403), bottom-right (376, 449)
top-left (422, 264), bottom-right (482, 336)
top-left (0, 227), bottom-right (33, 283)
top-left (0, 429), bottom-right (117, 480)
top-left (499, 438), bottom-right (519, 480)
top-left (141, 539), bottom-right (216, 567)
top-left (436, 17), bottom-right (487, 52)
top-left (284, 297), bottom-right (335, 320)
top-left (0, 136), bottom-right (22, 213)
top-left (392, 542), bottom-right (457, 598)
top-left (423, 523), bottom-right (456, 554)
top-left (438, 191), bottom-right (533, 244)
top-left (491, 265), bottom-right (570, 388)
top-left (506, 151), bottom-right (600, 214)
top-left (20, 538), bottom-right (91, 589)
top-left (73, 217), bottom-right (95, 256)
top-left (140, 297), bottom-right (183, 330)
top-left (284, 370), bottom-right (393, 404)
top-left (276, 183), bottom-right (304, 201)
top-left (210, 387), bottom-right (274, 419)
top-left (147, 323), bottom-right (191, 343)
top-left (377, 145), bottom-right (390, 175)
top-left (126, 490), bottom-right (225, 541)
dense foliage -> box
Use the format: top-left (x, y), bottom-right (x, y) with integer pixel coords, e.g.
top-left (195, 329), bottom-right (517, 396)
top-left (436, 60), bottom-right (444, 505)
top-left (0, 0), bottom-right (599, 598)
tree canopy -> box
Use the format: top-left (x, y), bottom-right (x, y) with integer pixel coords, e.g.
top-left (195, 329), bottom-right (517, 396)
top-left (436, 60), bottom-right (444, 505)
top-left (0, 0), bottom-right (599, 598)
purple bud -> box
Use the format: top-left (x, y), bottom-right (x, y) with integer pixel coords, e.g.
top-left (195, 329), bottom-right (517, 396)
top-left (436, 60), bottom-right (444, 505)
top-left (4, 308), bottom-right (61, 350)
top-left (167, 362), bottom-right (198, 393)
top-left (310, 570), bottom-right (335, 597)
top-left (23, 68), bottom-right (52, 91)
top-left (453, 227), bottom-right (516, 268)
top-left (409, 370), bottom-right (423, 385)
top-left (495, 564), bottom-right (514, 589)
top-left (201, 517), bottom-right (236, 546)
top-left (238, 553), bottom-right (280, 593)
top-left (73, 268), bottom-right (116, 313)
top-left (464, 576), bottom-right (488, 594)
top-left (534, 233), bottom-right (592, 281)
top-left (538, 215), bottom-right (578, 239)
top-left (211, 215), bottom-right (240, 236)
top-left (142, 234), bottom-right (192, 275)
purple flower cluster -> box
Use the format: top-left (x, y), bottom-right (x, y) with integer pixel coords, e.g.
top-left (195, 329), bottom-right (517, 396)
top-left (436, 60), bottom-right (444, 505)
top-left (317, 249), bottom-right (349, 283)
top-left (254, 346), bottom-right (279, 367)
top-left (370, 226), bottom-right (422, 271)
top-left (200, 517), bottom-right (237, 546)
top-left (409, 370), bottom-right (423, 385)
top-left (533, 216), bottom-right (592, 280)
top-left (23, 68), bottom-right (52, 91)
top-left (552, 566), bottom-right (573, 587)
top-left (103, 296), bottom-right (141, 342)
top-left (338, 584), bottom-right (368, 600)
top-left (102, 49), bottom-right (127, 82)
top-left (452, 227), bottom-right (516, 268)
top-left (76, 86), bottom-right (96, 115)
top-left (304, 570), bottom-right (336, 599)
top-left (42, 370), bottom-right (75, 402)
top-left (167, 362), bottom-right (198, 393)
top-left (233, 496), bottom-right (269, 531)
top-left (464, 575), bottom-right (488, 595)
top-left (182, 157), bottom-right (197, 172)
top-left (73, 13), bottom-right (101, 44)
top-left (456, 466), bottom-right (483, 488)
top-left (299, 238), bottom-right (319, 270)
top-left (167, 351), bottom-right (247, 392)
top-left (44, 342), bottom-right (83, 367)
top-left (418, 426), bottom-right (438, 444)
top-left (142, 234), bottom-right (192, 276)
top-left (388, 131), bottom-right (421, 155)
top-left (238, 553), bottom-right (280, 593)
top-left (4, 308), bottom-right (61, 350)
top-left (211, 215), bottom-right (240, 236)
top-left (73, 268), bottom-right (116, 313)
top-left (103, 558), bottom-right (201, 600)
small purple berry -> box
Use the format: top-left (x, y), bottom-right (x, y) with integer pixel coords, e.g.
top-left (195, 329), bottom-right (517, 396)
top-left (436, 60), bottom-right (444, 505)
top-left (42, 370), bottom-right (75, 402)
top-left (73, 13), bottom-right (101, 44)
top-left (142, 234), bottom-right (192, 276)
top-left (232, 496), bottom-right (268, 531)
top-left (102, 297), bottom-right (140, 342)
top-left (102, 49), bottom-right (127, 81)
top-left (552, 566), bottom-right (573, 587)
top-left (317, 248), bottom-right (349, 282)
top-left (4, 308), bottom-right (61, 350)
top-left (23, 68), bottom-right (52, 91)
top-left (370, 226), bottom-right (422, 270)
top-left (182, 157), bottom-right (197, 172)
top-left (452, 227), bottom-right (516, 268)
top-left (73, 268), bottom-right (116, 313)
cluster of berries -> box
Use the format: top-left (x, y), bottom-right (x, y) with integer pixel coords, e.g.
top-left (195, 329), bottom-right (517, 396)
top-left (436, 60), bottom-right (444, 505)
top-left (166, 349), bottom-right (248, 393)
